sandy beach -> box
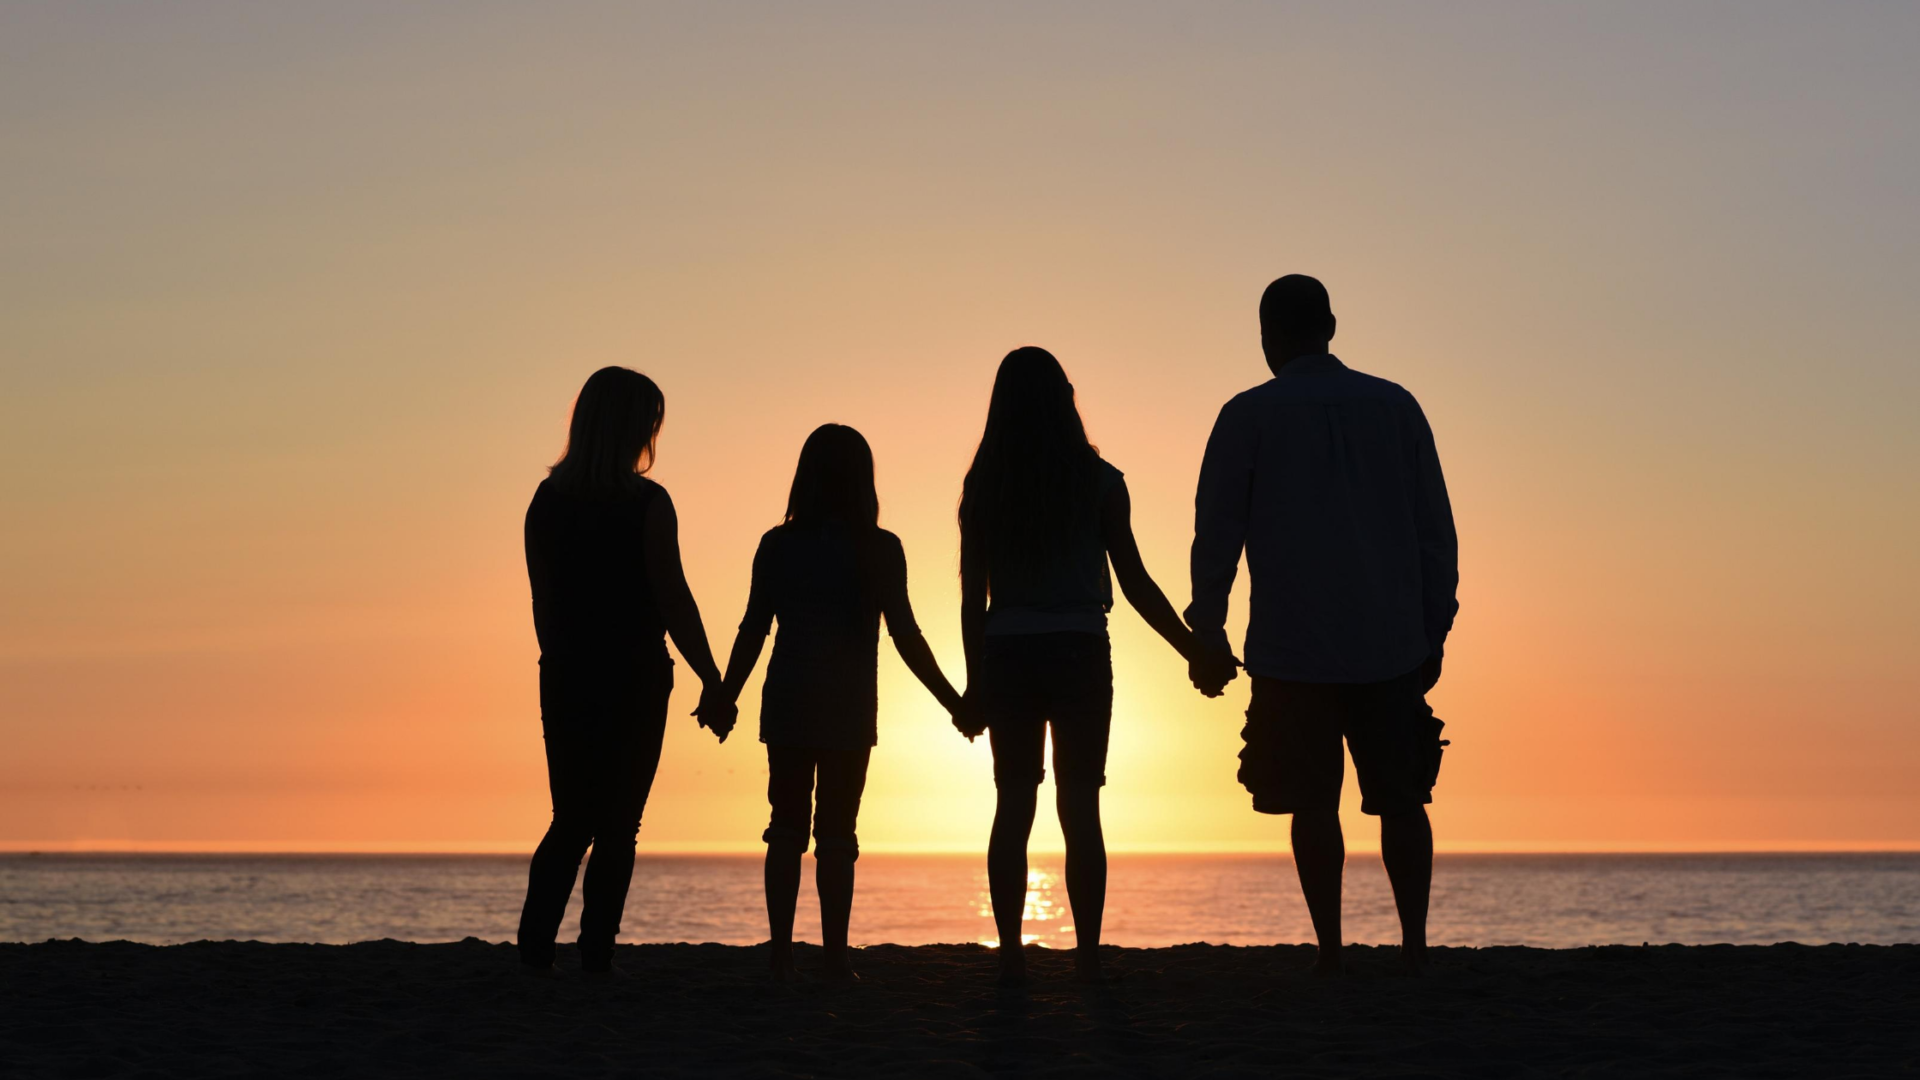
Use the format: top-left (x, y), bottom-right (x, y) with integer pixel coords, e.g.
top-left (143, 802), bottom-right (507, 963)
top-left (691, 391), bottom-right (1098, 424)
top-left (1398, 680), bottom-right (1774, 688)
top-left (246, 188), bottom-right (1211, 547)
top-left (4, 939), bottom-right (1915, 1077)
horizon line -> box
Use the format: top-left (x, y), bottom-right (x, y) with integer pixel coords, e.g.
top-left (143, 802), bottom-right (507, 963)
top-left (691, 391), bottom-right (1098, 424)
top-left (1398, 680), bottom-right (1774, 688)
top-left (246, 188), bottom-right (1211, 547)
top-left (5, 839), bottom-right (1920, 856)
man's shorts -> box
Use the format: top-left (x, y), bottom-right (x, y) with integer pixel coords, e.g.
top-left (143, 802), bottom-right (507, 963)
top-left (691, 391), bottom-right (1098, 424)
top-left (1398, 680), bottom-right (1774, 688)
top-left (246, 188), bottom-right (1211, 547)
top-left (982, 632), bottom-right (1112, 788)
top-left (1237, 669), bottom-right (1440, 816)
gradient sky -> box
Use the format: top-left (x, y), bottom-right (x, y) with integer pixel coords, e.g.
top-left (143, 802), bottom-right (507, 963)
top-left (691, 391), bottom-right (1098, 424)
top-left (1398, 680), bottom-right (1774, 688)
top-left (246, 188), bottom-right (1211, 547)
top-left (3, 2), bottom-right (1916, 853)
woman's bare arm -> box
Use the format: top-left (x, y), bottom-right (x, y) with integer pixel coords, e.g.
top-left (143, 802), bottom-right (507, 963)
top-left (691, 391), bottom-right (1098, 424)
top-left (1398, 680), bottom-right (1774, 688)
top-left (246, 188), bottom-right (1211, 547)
top-left (643, 491), bottom-right (732, 730)
top-left (1102, 478), bottom-right (1202, 663)
top-left (956, 525), bottom-right (989, 737)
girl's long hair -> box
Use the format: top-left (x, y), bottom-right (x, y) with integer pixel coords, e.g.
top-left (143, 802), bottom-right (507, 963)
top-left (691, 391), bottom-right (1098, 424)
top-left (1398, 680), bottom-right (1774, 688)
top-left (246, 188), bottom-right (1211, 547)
top-left (783, 423), bottom-right (885, 620)
top-left (784, 423), bottom-right (880, 529)
top-left (548, 367), bottom-right (665, 493)
top-left (958, 347), bottom-right (1101, 596)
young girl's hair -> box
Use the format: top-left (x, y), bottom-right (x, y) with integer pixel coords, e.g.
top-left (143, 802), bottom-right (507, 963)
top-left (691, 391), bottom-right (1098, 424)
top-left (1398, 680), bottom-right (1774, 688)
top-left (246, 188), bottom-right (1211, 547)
top-left (784, 423), bottom-right (880, 529)
top-left (549, 366), bottom-right (666, 492)
top-left (783, 423), bottom-right (885, 621)
top-left (958, 347), bottom-right (1101, 596)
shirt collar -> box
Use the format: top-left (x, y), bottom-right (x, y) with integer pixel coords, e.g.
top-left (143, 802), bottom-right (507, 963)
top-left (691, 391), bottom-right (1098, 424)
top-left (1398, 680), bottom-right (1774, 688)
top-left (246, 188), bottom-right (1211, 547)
top-left (1274, 352), bottom-right (1346, 377)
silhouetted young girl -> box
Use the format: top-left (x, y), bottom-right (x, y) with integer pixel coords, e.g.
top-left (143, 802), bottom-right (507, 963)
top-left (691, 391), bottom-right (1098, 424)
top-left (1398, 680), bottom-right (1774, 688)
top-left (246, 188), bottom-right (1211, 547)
top-left (519, 367), bottom-right (735, 977)
top-left (957, 347), bottom-right (1202, 986)
top-left (720, 424), bottom-right (963, 982)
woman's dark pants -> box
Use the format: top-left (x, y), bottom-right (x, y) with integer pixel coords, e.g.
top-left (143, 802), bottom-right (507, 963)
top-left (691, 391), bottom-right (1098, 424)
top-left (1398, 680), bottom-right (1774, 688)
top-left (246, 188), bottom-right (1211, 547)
top-left (517, 658), bottom-right (672, 971)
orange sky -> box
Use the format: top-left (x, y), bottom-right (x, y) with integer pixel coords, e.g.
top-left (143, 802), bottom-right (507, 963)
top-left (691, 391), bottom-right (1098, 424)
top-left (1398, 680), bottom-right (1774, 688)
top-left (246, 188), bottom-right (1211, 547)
top-left (3, 3), bottom-right (1917, 853)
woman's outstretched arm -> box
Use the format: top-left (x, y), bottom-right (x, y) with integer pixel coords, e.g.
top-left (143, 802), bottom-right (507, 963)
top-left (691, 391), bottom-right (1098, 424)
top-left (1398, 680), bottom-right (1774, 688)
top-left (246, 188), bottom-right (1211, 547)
top-left (1102, 477), bottom-right (1213, 674)
top-left (643, 490), bottom-right (734, 734)
top-left (956, 522), bottom-right (989, 738)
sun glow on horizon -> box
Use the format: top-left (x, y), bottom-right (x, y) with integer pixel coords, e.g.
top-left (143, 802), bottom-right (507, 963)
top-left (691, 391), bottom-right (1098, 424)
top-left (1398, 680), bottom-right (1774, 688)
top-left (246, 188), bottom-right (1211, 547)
top-left (2, 2), bottom-right (1916, 856)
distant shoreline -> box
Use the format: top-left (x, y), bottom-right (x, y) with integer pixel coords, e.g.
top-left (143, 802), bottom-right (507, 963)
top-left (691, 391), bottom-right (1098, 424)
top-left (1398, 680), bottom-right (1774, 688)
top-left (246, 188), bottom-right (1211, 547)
top-left (10, 852), bottom-right (1914, 951)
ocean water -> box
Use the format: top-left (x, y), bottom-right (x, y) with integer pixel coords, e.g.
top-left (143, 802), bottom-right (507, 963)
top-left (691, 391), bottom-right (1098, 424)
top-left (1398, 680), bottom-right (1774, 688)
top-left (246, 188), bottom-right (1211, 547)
top-left (2, 852), bottom-right (1915, 949)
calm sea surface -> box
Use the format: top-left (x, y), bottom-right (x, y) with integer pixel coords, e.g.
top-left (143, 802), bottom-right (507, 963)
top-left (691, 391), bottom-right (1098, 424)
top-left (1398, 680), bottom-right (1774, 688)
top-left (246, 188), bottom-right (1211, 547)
top-left (2, 853), bottom-right (1915, 949)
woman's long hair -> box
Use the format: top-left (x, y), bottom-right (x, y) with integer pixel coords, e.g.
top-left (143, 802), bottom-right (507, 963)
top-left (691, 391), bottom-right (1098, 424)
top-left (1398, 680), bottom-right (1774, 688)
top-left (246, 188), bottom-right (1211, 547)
top-left (783, 423), bottom-right (885, 621)
top-left (959, 347), bottom-right (1101, 595)
top-left (548, 367), bottom-right (665, 493)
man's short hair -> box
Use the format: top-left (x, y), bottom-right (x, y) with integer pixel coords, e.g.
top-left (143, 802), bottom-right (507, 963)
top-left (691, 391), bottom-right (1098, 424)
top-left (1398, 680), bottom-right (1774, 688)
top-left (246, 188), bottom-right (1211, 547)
top-left (1260, 275), bottom-right (1334, 341)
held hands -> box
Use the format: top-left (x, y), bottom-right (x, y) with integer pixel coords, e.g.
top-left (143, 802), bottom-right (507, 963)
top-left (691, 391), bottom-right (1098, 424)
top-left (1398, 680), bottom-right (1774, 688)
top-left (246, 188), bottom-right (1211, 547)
top-left (693, 683), bottom-right (739, 743)
top-left (1188, 646), bottom-right (1242, 698)
top-left (950, 691), bottom-right (987, 742)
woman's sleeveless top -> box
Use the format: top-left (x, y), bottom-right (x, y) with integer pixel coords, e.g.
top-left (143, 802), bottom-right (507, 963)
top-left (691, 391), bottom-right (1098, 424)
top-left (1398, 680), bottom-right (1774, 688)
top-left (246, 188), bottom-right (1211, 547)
top-left (984, 459), bottom-right (1124, 637)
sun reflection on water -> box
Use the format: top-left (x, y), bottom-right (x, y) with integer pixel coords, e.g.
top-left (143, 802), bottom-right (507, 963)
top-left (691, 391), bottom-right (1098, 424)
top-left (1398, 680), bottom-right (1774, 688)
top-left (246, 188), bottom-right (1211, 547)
top-left (975, 866), bottom-right (1073, 949)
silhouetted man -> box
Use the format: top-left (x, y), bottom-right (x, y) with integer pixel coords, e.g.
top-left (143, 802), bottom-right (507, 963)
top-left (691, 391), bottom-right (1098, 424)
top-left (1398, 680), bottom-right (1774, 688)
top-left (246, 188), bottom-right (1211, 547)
top-left (1186, 275), bottom-right (1458, 975)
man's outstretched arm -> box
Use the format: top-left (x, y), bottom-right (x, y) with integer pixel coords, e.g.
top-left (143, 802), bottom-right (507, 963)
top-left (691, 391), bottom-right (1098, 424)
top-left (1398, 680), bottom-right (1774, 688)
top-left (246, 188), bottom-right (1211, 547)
top-left (1186, 397), bottom-right (1256, 689)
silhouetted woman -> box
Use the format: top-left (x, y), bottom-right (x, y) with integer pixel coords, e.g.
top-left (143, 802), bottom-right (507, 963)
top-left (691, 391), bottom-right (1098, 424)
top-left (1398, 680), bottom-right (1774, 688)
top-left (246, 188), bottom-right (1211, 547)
top-left (518, 366), bottom-right (734, 976)
top-left (720, 424), bottom-right (963, 982)
top-left (957, 348), bottom-right (1202, 986)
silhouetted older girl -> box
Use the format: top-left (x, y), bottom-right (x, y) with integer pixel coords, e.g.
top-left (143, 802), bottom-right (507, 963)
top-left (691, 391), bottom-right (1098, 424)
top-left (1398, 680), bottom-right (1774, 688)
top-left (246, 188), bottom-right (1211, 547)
top-left (957, 348), bottom-right (1202, 986)
top-left (719, 424), bottom-right (963, 982)
top-left (518, 367), bottom-right (734, 977)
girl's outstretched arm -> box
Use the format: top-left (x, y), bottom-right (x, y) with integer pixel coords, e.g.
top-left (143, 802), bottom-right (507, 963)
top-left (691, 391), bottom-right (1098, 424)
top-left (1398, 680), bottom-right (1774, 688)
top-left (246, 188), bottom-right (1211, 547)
top-left (893, 632), bottom-right (963, 716)
top-left (1102, 477), bottom-right (1205, 665)
top-left (720, 627), bottom-right (769, 708)
top-left (879, 534), bottom-right (968, 728)
top-left (720, 533), bottom-right (777, 710)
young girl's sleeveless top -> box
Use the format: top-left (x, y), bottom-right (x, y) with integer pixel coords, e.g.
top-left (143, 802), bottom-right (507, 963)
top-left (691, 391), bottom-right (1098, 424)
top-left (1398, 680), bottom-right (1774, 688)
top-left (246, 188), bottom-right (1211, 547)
top-left (742, 522), bottom-right (916, 749)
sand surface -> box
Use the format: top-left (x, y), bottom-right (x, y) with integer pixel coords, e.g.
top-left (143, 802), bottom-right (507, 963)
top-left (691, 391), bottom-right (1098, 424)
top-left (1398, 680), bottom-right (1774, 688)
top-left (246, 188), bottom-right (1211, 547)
top-left (4, 939), bottom-right (1916, 1077)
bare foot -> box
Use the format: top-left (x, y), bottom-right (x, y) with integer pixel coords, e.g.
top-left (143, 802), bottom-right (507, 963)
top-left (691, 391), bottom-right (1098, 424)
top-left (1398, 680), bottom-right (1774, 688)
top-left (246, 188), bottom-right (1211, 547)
top-left (519, 961), bottom-right (556, 979)
top-left (816, 945), bottom-right (862, 984)
top-left (580, 963), bottom-right (625, 980)
top-left (1310, 950), bottom-right (1343, 979)
top-left (1399, 944), bottom-right (1429, 978)
top-left (1073, 951), bottom-right (1107, 985)
top-left (996, 947), bottom-right (1029, 988)
top-left (769, 944), bottom-right (800, 983)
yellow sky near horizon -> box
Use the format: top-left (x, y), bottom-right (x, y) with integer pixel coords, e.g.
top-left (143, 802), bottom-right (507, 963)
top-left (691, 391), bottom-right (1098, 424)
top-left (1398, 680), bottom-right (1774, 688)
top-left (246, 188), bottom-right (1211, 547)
top-left (2, 2), bottom-right (1917, 854)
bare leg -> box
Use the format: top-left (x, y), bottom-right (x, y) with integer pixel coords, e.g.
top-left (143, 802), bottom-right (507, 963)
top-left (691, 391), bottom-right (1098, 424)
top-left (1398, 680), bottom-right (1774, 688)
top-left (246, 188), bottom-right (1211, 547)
top-left (988, 783), bottom-right (1040, 985)
top-left (1290, 808), bottom-right (1345, 975)
top-left (1379, 807), bottom-right (1433, 974)
top-left (815, 853), bottom-right (856, 980)
top-left (764, 846), bottom-right (802, 980)
top-left (1055, 783), bottom-right (1108, 982)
